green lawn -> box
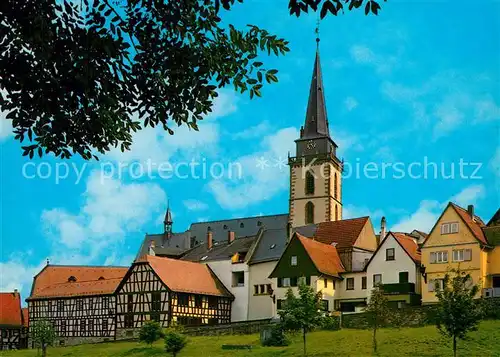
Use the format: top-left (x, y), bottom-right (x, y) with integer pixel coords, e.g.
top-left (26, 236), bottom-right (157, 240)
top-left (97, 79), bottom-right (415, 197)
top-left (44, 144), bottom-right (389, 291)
top-left (4, 320), bottom-right (500, 357)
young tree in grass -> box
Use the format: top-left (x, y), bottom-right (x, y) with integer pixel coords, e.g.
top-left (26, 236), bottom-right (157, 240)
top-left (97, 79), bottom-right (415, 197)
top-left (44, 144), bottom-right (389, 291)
top-left (278, 282), bottom-right (323, 356)
top-left (434, 269), bottom-right (483, 357)
top-left (365, 284), bottom-right (390, 354)
top-left (31, 320), bottom-right (57, 357)
top-left (139, 320), bottom-right (164, 347)
top-left (164, 328), bottom-right (188, 357)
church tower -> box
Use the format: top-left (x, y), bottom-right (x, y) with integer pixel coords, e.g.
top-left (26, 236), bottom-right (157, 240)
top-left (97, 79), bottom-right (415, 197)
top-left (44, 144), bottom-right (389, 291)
top-left (288, 47), bottom-right (343, 228)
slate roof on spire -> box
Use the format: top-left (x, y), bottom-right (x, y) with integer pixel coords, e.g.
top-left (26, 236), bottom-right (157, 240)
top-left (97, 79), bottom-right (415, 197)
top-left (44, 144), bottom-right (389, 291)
top-left (164, 206), bottom-right (172, 224)
top-left (303, 50), bottom-right (330, 139)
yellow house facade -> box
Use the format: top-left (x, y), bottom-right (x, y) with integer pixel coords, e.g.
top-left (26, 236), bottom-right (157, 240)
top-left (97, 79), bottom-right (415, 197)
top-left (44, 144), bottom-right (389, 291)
top-left (421, 203), bottom-right (490, 304)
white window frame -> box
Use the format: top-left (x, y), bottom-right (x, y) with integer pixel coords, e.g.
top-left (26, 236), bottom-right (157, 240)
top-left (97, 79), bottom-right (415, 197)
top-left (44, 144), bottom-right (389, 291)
top-left (453, 249), bottom-right (464, 262)
top-left (450, 222), bottom-right (459, 233)
top-left (291, 256), bottom-right (297, 266)
top-left (346, 277), bottom-right (355, 290)
top-left (435, 251), bottom-right (448, 263)
top-left (441, 223), bottom-right (450, 235)
top-left (283, 278), bottom-right (291, 287)
top-left (373, 274), bottom-right (382, 285)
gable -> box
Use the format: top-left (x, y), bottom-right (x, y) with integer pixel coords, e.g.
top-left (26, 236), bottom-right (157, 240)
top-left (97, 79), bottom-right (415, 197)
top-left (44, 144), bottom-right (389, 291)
top-left (352, 218), bottom-right (378, 251)
top-left (116, 263), bottom-right (168, 294)
top-left (423, 204), bottom-right (480, 248)
top-left (269, 236), bottom-right (319, 278)
top-left (366, 234), bottom-right (415, 272)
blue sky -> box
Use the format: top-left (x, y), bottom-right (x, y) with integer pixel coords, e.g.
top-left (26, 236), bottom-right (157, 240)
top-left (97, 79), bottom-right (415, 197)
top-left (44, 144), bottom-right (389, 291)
top-left (0, 0), bottom-right (499, 301)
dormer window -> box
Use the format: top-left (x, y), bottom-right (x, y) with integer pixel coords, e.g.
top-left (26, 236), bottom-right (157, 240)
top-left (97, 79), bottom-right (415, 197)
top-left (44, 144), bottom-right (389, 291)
top-left (68, 276), bottom-right (77, 283)
top-left (270, 244), bottom-right (276, 249)
top-left (257, 221), bottom-right (262, 226)
top-left (240, 223), bottom-right (244, 228)
top-left (98, 276), bottom-right (105, 280)
top-left (223, 225), bottom-right (228, 229)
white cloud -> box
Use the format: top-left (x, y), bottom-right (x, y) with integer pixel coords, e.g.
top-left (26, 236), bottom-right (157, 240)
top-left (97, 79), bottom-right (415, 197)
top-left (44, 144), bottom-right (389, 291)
top-left (344, 97), bottom-right (358, 112)
top-left (332, 129), bottom-right (364, 157)
top-left (490, 147), bottom-right (500, 179)
top-left (41, 170), bottom-right (166, 260)
top-left (343, 204), bottom-right (384, 222)
top-left (391, 184), bottom-right (486, 233)
top-left (208, 127), bottom-right (298, 210)
top-left (349, 45), bottom-right (400, 74)
top-left (183, 199), bottom-right (209, 211)
top-left (233, 121), bottom-right (272, 139)
top-left (0, 257), bottom-right (46, 302)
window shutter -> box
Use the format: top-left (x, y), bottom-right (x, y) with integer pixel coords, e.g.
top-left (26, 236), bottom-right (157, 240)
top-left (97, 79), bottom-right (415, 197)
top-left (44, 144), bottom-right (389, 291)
top-left (428, 279), bottom-right (435, 292)
top-left (277, 278), bottom-right (282, 288)
top-left (464, 249), bottom-right (472, 261)
top-left (306, 276), bottom-right (311, 286)
top-left (291, 277), bottom-right (298, 287)
top-left (430, 252), bottom-right (436, 263)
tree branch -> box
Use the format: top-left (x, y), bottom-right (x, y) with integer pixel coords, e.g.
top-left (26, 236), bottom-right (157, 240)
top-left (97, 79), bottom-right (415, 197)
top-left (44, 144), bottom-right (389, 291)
top-left (101, 0), bottom-right (139, 55)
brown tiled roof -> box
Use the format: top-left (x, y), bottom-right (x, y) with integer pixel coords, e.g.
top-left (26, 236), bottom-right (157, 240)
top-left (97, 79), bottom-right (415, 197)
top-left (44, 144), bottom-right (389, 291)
top-left (136, 255), bottom-right (232, 297)
top-left (451, 203), bottom-right (487, 244)
top-left (392, 233), bottom-right (421, 263)
top-left (29, 265), bottom-right (128, 300)
top-left (21, 308), bottom-right (29, 327)
top-left (0, 292), bottom-right (23, 326)
top-left (297, 234), bottom-right (345, 278)
top-left (313, 217), bottom-right (369, 249)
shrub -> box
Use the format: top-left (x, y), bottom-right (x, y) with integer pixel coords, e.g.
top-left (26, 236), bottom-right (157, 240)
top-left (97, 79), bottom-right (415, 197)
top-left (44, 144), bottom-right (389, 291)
top-left (261, 324), bottom-right (290, 347)
top-left (321, 315), bottom-right (340, 331)
top-left (139, 321), bottom-right (164, 347)
top-left (164, 328), bottom-right (188, 357)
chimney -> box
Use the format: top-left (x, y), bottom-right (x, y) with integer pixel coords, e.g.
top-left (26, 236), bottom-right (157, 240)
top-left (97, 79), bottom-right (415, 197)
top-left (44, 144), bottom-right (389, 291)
top-left (379, 216), bottom-right (387, 246)
top-left (467, 205), bottom-right (474, 218)
top-left (228, 231), bottom-right (235, 244)
top-left (14, 289), bottom-right (18, 295)
top-left (148, 240), bottom-right (156, 256)
top-left (207, 229), bottom-right (213, 250)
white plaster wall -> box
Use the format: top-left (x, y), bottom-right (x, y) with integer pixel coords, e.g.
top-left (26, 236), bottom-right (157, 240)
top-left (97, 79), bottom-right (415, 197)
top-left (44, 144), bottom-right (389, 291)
top-left (336, 272), bottom-right (368, 300)
top-left (352, 249), bottom-right (373, 271)
top-left (247, 261), bottom-right (276, 320)
top-left (366, 235), bottom-right (417, 292)
top-left (207, 260), bottom-right (249, 322)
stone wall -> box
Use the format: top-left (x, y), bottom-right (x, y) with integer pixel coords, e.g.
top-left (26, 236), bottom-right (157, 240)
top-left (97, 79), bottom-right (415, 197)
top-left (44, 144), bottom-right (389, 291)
top-left (183, 319), bottom-right (272, 337)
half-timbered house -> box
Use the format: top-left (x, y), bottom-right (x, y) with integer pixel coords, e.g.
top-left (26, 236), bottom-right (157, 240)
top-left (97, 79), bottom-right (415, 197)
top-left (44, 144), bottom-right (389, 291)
top-left (0, 291), bottom-right (27, 350)
top-left (27, 264), bottom-right (128, 346)
top-left (115, 255), bottom-right (233, 339)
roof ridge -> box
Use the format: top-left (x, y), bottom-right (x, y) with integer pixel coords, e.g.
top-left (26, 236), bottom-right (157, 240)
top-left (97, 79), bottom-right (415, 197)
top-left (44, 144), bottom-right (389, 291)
top-left (45, 265), bottom-right (129, 269)
top-left (189, 213), bottom-right (288, 226)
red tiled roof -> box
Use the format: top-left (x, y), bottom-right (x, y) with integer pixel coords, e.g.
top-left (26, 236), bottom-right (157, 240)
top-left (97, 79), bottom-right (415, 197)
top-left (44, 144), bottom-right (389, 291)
top-left (0, 292), bottom-right (22, 326)
top-left (136, 255), bottom-right (232, 297)
top-left (392, 233), bottom-right (421, 263)
top-left (297, 233), bottom-right (345, 278)
top-left (29, 265), bottom-right (128, 300)
top-left (451, 203), bottom-right (487, 244)
top-left (21, 308), bottom-right (29, 327)
top-left (313, 217), bottom-right (369, 249)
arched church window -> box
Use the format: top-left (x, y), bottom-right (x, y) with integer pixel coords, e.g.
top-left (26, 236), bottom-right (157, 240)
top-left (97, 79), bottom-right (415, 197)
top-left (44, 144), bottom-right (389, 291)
top-left (335, 205), bottom-right (339, 221)
top-left (305, 202), bottom-right (314, 224)
top-left (305, 171), bottom-right (315, 195)
top-left (334, 173), bottom-right (338, 199)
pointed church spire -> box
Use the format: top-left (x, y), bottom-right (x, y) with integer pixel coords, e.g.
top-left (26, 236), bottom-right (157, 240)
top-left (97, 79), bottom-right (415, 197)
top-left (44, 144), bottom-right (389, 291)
top-left (302, 22), bottom-right (330, 139)
top-left (163, 203), bottom-right (173, 237)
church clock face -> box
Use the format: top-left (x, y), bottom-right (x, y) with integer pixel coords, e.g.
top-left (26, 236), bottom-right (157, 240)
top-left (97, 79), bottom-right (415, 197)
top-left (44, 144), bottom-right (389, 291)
top-left (306, 140), bottom-right (316, 150)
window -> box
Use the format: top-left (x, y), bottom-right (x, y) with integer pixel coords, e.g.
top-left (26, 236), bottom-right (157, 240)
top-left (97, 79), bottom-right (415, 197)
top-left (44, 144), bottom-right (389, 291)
top-left (102, 319), bottom-right (108, 331)
top-left (277, 299), bottom-right (284, 310)
top-left (57, 300), bottom-right (64, 312)
top-left (127, 295), bottom-right (133, 312)
top-left (450, 222), bottom-right (459, 233)
top-left (430, 251), bottom-right (448, 263)
top-left (334, 173), bottom-right (338, 199)
top-left (305, 201), bottom-right (314, 224)
top-left (124, 314), bottom-right (134, 328)
top-left (194, 295), bottom-right (202, 308)
top-left (305, 171), bottom-right (315, 195)
top-left (291, 256), bottom-right (298, 266)
top-left (386, 248), bottom-right (395, 261)
top-left (429, 279), bottom-right (444, 292)
top-left (324, 279), bottom-right (328, 288)
top-left (282, 278), bottom-right (291, 287)
top-left (232, 271), bottom-right (245, 287)
top-left (441, 223), bottom-right (450, 234)
top-left (373, 274), bottom-right (382, 285)
top-left (346, 278), bottom-right (354, 290)
top-left (223, 224), bottom-right (228, 229)
top-left (453, 249), bottom-right (472, 262)
top-left (362, 277), bottom-right (367, 290)
top-left (47, 301), bottom-right (52, 313)
top-left (290, 277), bottom-right (298, 287)
top-left (177, 294), bottom-right (189, 307)
top-left (321, 300), bottom-right (329, 311)
top-left (257, 221), bottom-right (262, 226)
top-left (399, 272), bottom-right (409, 283)
top-left (240, 222), bottom-right (244, 228)
top-left (266, 284), bottom-right (273, 294)
top-left (254, 285), bottom-right (259, 295)
top-left (76, 299), bottom-right (83, 311)
top-left (88, 319), bottom-right (94, 333)
top-left (335, 205), bottom-right (339, 221)
top-left (152, 292), bottom-right (161, 311)
top-left (60, 320), bottom-right (66, 335)
top-left (80, 319), bottom-right (86, 333)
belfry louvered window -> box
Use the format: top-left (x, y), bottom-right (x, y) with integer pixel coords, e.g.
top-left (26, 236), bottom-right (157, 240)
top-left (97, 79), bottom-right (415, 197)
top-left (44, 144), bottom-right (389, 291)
top-left (305, 201), bottom-right (314, 224)
top-left (305, 171), bottom-right (315, 195)
top-left (334, 173), bottom-right (338, 199)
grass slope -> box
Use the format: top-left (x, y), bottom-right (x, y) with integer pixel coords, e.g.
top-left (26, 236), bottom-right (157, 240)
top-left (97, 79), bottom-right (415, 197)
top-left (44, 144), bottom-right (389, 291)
top-left (4, 320), bottom-right (500, 357)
